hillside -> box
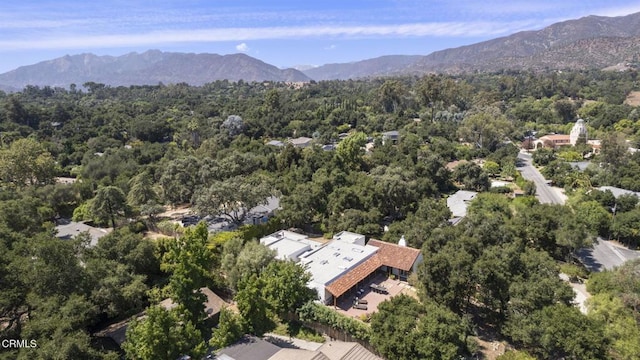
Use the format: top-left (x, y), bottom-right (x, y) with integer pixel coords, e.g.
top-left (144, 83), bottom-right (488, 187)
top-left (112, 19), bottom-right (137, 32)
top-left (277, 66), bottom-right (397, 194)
top-left (0, 50), bottom-right (310, 89)
top-left (304, 12), bottom-right (640, 79)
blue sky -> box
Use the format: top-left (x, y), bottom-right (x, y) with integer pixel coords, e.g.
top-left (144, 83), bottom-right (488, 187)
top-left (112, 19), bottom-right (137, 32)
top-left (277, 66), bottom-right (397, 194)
top-left (1, 0), bottom-right (639, 73)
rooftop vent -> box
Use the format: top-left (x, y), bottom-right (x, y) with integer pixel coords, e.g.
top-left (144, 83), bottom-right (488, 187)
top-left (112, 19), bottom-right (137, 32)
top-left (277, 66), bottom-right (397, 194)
top-left (343, 256), bottom-right (354, 262)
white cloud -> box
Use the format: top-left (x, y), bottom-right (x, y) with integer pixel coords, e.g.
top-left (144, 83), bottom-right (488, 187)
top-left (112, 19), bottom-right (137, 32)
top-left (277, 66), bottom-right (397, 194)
top-left (235, 42), bottom-right (249, 52)
top-left (324, 44), bottom-right (337, 50)
top-left (0, 20), bottom-right (538, 51)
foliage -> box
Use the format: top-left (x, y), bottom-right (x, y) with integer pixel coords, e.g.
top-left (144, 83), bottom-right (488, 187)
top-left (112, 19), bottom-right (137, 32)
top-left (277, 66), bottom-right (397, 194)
top-left (260, 260), bottom-right (317, 319)
top-left (298, 301), bottom-right (371, 342)
top-left (452, 161), bottom-right (490, 191)
top-left (209, 307), bottom-right (245, 349)
top-left (90, 185), bottom-right (127, 228)
top-left (235, 274), bottom-right (275, 336)
top-left (0, 137), bottom-right (58, 187)
top-left (123, 305), bottom-right (206, 360)
top-left (506, 304), bottom-right (607, 360)
top-left (192, 174), bottom-right (273, 225)
top-left (272, 321), bottom-right (326, 343)
top-left (370, 295), bottom-right (467, 360)
top-left (162, 222), bottom-right (216, 324)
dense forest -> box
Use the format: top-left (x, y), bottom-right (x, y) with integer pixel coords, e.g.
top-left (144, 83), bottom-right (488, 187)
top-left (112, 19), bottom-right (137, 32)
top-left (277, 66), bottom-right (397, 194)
top-left (1, 69), bottom-right (640, 359)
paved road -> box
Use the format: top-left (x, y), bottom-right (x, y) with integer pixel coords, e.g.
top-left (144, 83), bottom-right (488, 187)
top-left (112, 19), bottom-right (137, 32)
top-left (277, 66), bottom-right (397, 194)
top-left (576, 237), bottom-right (640, 272)
top-left (517, 152), bottom-right (565, 205)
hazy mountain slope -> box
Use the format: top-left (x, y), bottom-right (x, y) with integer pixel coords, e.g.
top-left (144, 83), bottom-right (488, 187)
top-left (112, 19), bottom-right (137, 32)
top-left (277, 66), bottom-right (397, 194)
top-left (0, 50), bottom-right (310, 89)
top-left (305, 12), bottom-right (640, 79)
top-left (303, 55), bottom-right (423, 81)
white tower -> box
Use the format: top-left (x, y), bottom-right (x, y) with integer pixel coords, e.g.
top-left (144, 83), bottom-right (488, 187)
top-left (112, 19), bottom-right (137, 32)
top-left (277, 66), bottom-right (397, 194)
top-left (570, 118), bottom-right (588, 146)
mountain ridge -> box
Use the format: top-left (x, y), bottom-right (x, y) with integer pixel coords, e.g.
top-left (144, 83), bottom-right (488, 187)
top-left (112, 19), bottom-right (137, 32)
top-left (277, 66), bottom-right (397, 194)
top-left (0, 50), bottom-right (310, 89)
top-left (1, 12), bottom-right (640, 89)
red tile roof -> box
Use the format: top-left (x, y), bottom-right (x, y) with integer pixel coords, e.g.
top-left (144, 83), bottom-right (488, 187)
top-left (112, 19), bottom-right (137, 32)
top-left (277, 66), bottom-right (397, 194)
top-left (367, 239), bottom-right (421, 272)
top-left (325, 255), bottom-right (382, 298)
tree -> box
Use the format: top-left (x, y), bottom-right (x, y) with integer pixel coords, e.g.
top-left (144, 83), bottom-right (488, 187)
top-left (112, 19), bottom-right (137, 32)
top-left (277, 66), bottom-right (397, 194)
top-left (452, 161), bottom-right (490, 192)
top-left (377, 80), bottom-right (407, 113)
top-left (600, 132), bottom-right (628, 168)
top-left (261, 261), bottom-right (316, 319)
top-left (417, 238), bottom-right (476, 314)
top-left (163, 223), bottom-right (215, 324)
top-left (192, 175), bottom-right (273, 225)
top-left (85, 259), bottom-right (148, 318)
top-left (209, 307), bottom-right (245, 349)
top-left (587, 293), bottom-right (640, 360)
top-left (457, 107), bottom-right (512, 151)
top-left (221, 115), bottom-right (245, 137)
top-left (90, 185), bottom-right (127, 228)
top-left (222, 241), bottom-right (275, 291)
top-left (506, 304), bottom-right (607, 360)
top-left (235, 274), bottom-right (274, 336)
top-left (370, 295), bottom-right (466, 360)
top-left (574, 200), bottom-right (611, 237)
top-left (123, 306), bottom-right (206, 360)
top-left (127, 171), bottom-right (159, 209)
top-left (610, 207), bottom-right (640, 247)
top-left (159, 156), bottom-right (202, 206)
top-left (335, 132), bottom-right (367, 170)
top-left (0, 138), bottom-right (58, 187)
top-left (483, 160), bottom-right (500, 177)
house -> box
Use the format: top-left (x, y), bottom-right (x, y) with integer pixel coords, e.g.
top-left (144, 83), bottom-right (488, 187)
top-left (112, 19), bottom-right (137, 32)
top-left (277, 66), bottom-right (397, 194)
top-left (381, 130), bottom-right (399, 145)
top-left (214, 337), bottom-right (382, 360)
top-left (267, 140), bottom-right (285, 147)
top-left (289, 137), bottom-right (313, 148)
top-left (533, 134), bottom-right (571, 149)
top-left (216, 335), bottom-right (282, 360)
top-left (95, 287), bottom-right (227, 347)
top-left (246, 196), bottom-right (281, 225)
top-left (447, 190), bottom-right (478, 224)
top-left (332, 231), bottom-right (366, 245)
top-left (597, 186), bottom-right (640, 199)
top-left (260, 230), bottom-right (324, 262)
top-left (301, 235), bottom-right (379, 304)
top-left (262, 230), bottom-right (422, 307)
top-left (55, 219), bottom-right (112, 247)
top-left (368, 238), bottom-right (422, 280)
top-left (324, 237), bottom-right (422, 305)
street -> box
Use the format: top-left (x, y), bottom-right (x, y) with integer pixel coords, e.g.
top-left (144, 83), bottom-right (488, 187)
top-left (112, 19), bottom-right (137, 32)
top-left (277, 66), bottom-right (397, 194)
top-left (517, 152), bottom-right (640, 271)
top-left (516, 152), bottom-right (565, 205)
top-left (576, 237), bottom-right (640, 272)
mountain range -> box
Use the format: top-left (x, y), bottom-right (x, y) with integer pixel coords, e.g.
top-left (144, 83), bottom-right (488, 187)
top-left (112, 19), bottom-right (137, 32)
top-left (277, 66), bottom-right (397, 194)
top-left (1, 12), bottom-right (639, 90)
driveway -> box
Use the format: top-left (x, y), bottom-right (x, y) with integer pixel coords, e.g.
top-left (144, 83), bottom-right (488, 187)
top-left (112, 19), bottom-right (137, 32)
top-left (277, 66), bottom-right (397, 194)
top-left (517, 152), bottom-right (565, 205)
top-left (576, 237), bottom-right (640, 272)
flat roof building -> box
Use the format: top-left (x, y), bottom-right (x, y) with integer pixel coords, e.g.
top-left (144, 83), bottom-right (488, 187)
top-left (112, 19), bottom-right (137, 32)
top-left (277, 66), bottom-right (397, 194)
top-left (260, 230), bottom-right (323, 262)
top-left (300, 236), bottom-right (378, 304)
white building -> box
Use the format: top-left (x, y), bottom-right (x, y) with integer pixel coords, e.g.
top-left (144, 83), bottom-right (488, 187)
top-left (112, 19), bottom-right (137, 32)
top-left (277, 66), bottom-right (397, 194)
top-left (259, 230), bottom-right (323, 262)
top-left (300, 236), bottom-right (379, 304)
top-left (570, 118), bottom-right (588, 146)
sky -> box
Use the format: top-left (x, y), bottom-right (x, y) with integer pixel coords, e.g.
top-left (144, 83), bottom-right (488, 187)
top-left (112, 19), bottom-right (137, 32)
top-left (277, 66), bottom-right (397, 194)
top-left (1, 0), bottom-right (640, 73)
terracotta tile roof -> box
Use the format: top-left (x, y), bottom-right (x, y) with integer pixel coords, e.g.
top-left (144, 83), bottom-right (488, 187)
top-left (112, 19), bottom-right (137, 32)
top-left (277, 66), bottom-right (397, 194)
top-left (539, 134), bottom-right (570, 141)
top-left (325, 255), bottom-right (382, 298)
top-left (367, 239), bottom-right (421, 272)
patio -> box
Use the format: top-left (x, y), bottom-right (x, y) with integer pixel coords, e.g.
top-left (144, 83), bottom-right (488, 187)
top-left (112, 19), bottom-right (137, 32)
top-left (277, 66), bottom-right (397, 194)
top-left (331, 272), bottom-right (409, 318)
